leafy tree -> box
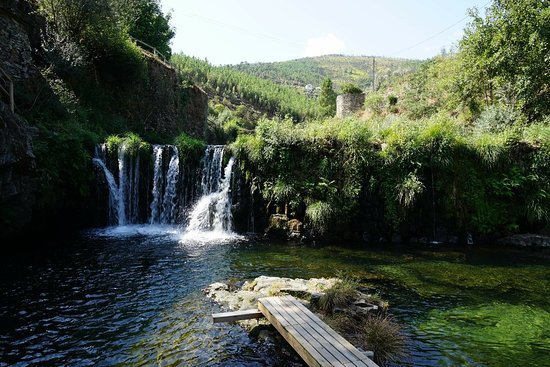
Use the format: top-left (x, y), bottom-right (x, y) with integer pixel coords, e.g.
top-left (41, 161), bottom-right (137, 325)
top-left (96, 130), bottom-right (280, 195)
top-left (459, 0), bottom-right (550, 120)
top-left (319, 78), bottom-right (337, 117)
top-left (38, 0), bottom-right (174, 63)
top-left (124, 0), bottom-right (175, 57)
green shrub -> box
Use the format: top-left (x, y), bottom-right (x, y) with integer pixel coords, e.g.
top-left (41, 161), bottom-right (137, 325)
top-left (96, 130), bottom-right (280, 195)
top-left (341, 83), bottom-right (363, 95)
top-left (325, 313), bottom-right (406, 366)
top-left (318, 279), bottom-right (358, 315)
top-left (105, 135), bottom-right (123, 153)
top-left (174, 133), bottom-right (206, 161)
top-left (305, 201), bottom-right (333, 234)
top-left (104, 133), bottom-right (149, 156)
top-left (364, 92), bottom-right (385, 114)
top-left (361, 314), bottom-right (407, 365)
top-left (474, 105), bottom-right (521, 132)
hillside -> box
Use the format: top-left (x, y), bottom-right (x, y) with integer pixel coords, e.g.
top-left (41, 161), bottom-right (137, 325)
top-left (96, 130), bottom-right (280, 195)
top-left (229, 55), bottom-right (423, 91)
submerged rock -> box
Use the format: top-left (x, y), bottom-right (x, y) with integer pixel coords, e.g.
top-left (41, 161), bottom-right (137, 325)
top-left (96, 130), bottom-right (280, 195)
top-left (498, 234), bottom-right (550, 248)
top-left (204, 275), bottom-right (338, 312)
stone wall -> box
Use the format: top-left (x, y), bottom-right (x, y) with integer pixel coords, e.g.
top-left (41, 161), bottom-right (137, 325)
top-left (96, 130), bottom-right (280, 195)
top-left (336, 93), bottom-right (365, 118)
top-left (141, 55), bottom-right (207, 138)
top-left (180, 85), bottom-right (208, 138)
top-left (0, 0), bottom-right (42, 81)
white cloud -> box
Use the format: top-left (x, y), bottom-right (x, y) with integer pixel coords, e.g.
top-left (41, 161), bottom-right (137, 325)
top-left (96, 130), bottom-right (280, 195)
top-left (303, 33), bottom-right (346, 57)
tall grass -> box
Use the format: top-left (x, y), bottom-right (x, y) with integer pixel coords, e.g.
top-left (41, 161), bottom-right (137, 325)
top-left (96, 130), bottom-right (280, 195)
top-left (234, 112), bottom-right (549, 236)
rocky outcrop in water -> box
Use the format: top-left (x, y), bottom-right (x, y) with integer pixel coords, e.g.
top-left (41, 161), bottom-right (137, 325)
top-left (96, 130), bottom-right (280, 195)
top-left (205, 275), bottom-right (339, 312)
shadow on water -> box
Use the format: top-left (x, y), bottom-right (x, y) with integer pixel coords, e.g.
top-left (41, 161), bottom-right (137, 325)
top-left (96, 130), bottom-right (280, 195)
top-left (1, 230), bottom-right (549, 366)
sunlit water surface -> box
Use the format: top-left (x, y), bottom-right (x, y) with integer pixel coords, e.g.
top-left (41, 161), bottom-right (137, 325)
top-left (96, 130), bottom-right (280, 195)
top-left (1, 226), bottom-right (549, 366)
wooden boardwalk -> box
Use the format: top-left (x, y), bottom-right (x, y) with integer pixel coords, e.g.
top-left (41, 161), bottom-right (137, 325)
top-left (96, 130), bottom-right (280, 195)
top-left (257, 295), bottom-right (379, 367)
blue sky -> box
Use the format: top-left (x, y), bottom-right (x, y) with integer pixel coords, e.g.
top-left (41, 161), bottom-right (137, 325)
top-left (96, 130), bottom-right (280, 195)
top-left (160, 0), bottom-right (489, 65)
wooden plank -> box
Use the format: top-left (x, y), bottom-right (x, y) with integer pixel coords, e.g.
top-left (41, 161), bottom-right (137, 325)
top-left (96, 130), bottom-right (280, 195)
top-left (259, 296), bottom-right (379, 367)
top-left (271, 296), bottom-right (353, 365)
top-left (259, 298), bottom-right (331, 367)
top-left (276, 296), bottom-right (376, 367)
top-left (212, 309), bottom-right (264, 323)
top-left (279, 296), bottom-right (376, 366)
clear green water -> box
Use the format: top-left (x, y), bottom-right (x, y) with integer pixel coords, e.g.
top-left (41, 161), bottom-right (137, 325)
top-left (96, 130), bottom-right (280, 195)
top-left (1, 227), bottom-right (549, 366)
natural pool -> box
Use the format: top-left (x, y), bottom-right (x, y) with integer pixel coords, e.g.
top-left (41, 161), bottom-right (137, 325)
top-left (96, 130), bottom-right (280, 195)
top-left (1, 227), bottom-right (549, 366)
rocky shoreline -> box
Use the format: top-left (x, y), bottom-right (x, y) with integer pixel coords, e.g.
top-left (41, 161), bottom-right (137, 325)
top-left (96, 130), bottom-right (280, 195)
top-left (204, 275), bottom-right (403, 365)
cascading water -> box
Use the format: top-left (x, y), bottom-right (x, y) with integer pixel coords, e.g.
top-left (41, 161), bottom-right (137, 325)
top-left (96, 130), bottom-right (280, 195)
top-left (161, 147), bottom-right (180, 224)
top-left (185, 146), bottom-right (237, 235)
top-left (92, 143), bottom-right (140, 226)
top-left (200, 145), bottom-right (224, 195)
top-left (116, 145), bottom-right (141, 226)
top-left (149, 145), bottom-right (164, 224)
top-left (148, 145), bottom-right (180, 225)
top-left (93, 143), bottom-right (238, 235)
top-left (92, 144), bottom-right (120, 225)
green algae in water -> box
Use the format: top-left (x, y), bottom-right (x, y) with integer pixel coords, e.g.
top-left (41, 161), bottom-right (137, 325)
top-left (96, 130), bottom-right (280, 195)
top-left (374, 261), bottom-right (550, 305)
top-left (419, 302), bottom-right (550, 366)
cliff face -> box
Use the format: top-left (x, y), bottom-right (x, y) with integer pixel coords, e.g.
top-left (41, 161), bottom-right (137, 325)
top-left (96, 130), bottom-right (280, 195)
top-left (142, 58), bottom-right (207, 138)
top-left (0, 1), bottom-right (39, 238)
top-left (0, 1), bottom-right (209, 237)
top-left (0, 102), bottom-right (36, 237)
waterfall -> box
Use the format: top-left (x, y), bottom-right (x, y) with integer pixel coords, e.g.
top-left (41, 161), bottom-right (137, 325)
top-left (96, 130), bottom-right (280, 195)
top-left (149, 145), bottom-right (180, 225)
top-left (149, 145), bottom-right (164, 224)
top-left (200, 145), bottom-right (224, 195)
top-left (117, 146), bottom-right (128, 225)
top-left (92, 143), bottom-right (141, 226)
top-left (186, 146), bottom-right (235, 233)
top-left (93, 143), bottom-right (238, 234)
top-left (160, 146), bottom-right (180, 224)
top-left (92, 144), bottom-right (120, 225)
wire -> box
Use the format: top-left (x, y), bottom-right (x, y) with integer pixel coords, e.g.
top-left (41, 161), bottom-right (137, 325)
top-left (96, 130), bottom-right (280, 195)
top-left (181, 12), bottom-right (304, 48)
top-left (392, 1), bottom-right (492, 57)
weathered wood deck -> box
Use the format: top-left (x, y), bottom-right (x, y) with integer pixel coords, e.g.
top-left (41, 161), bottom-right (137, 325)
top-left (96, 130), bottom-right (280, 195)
top-left (212, 308), bottom-right (263, 323)
top-left (257, 295), bottom-right (379, 367)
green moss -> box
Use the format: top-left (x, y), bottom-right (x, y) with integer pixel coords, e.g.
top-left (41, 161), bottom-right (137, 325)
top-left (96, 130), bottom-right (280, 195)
top-left (174, 132), bottom-right (206, 162)
top-left (374, 261), bottom-right (550, 304)
top-left (419, 303), bottom-right (550, 365)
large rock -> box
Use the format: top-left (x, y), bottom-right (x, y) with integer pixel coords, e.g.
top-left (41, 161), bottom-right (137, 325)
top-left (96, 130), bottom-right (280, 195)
top-left (265, 214), bottom-right (304, 240)
top-left (0, 1), bottom-right (42, 81)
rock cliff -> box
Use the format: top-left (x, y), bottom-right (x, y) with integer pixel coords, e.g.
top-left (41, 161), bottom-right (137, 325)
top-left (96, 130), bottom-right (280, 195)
top-left (0, 101), bottom-right (36, 237)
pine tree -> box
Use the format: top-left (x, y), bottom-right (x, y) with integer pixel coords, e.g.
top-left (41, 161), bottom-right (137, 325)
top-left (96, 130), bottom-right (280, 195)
top-left (319, 78), bottom-right (337, 117)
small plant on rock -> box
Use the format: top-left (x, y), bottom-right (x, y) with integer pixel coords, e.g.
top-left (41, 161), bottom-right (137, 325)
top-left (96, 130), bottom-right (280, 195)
top-left (318, 277), bottom-right (359, 315)
top-left (361, 314), bottom-right (406, 365)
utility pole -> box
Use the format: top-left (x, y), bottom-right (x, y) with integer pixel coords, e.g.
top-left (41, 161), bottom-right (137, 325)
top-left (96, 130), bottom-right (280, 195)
top-left (372, 56), bottom-right (376, 92)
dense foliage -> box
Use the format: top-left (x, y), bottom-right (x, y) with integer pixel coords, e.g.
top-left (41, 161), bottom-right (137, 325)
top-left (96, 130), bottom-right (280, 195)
top-left (171, 54), bottom-right (319, 121)
top-left (459, 0), bottom-right (550, 120)
top-left (232, 115), bottom-right (548, 237)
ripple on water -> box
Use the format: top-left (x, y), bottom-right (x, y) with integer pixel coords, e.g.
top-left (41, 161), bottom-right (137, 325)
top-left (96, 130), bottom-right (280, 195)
top-left (1, 232), bottom-right (549, 366)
